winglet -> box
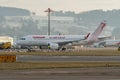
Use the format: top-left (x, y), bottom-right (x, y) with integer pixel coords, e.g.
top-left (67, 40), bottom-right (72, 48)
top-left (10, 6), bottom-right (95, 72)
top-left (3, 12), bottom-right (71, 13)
top-left (85, 33), bottom-right (90, 39)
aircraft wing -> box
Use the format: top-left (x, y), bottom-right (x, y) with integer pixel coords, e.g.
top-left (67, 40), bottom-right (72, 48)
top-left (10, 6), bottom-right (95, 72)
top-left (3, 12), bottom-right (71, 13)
top-left (57, 38), bottom-right (86, 47)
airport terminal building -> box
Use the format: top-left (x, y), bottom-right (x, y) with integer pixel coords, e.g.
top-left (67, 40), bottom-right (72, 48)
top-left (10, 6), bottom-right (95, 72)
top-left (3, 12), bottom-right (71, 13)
top-left (4, 16), bottom-right (77, 35)
top-left (2, 16), bottom-right (110, 37)
top-left (32, 16), bottom-right (74, 34)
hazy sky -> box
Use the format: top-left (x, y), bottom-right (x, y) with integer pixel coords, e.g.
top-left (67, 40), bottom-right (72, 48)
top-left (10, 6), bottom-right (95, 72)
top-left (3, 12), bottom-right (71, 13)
top-left (0, 0), bottom-right (120, 15)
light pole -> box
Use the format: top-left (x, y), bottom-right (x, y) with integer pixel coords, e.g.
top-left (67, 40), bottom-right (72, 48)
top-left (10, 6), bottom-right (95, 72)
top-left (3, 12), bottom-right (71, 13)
top-left (45, 8), bottom-right (53, 35)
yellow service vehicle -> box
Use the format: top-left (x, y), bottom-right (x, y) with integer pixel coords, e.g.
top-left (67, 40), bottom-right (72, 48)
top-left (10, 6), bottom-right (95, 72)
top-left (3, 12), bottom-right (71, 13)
top-left (0, 42), bottom-right (11, 49)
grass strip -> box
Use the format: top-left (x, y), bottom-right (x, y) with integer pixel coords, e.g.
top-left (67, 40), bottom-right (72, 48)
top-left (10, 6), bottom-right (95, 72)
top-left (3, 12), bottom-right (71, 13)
top-left (0, 50), bottom-right (120, 56)
top-left (0, 62), bottom-right (120, 70)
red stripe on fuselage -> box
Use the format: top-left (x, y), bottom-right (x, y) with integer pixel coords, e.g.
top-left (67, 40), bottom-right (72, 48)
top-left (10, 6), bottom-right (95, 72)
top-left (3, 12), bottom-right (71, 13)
top-left (32, 36), bottom-right (45, 38)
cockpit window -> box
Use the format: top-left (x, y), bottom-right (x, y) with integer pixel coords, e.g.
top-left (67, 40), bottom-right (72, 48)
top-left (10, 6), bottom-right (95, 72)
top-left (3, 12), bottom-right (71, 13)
top-left (20, 38), bottom-right (26, 40)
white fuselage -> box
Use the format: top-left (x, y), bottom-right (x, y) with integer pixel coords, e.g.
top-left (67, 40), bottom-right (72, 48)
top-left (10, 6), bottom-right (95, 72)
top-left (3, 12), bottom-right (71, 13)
top-left (16, 35), bottom-right (85, 46)
top-left (104, 40), bottom-right (120, 47)
top-left (95, 40), bottom-right (120, 47)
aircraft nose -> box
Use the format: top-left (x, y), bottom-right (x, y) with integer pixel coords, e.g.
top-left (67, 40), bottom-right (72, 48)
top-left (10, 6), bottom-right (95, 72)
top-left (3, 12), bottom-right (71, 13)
top-left (15, 40), bottom-right (21, 45)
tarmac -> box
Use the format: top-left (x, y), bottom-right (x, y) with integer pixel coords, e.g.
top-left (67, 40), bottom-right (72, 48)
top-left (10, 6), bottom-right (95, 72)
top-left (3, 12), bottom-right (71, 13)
top-left (0, 67), bottom-right (120, 80)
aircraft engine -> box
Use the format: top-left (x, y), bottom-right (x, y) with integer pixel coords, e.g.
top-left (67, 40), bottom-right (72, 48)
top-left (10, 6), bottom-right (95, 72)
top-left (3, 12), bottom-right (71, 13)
top-left (48, 43), bottom-right (59, 49)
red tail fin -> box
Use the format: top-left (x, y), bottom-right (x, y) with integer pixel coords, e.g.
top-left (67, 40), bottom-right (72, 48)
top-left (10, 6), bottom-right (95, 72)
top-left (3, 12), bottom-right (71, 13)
top-left (87, 20), bottom-right (106, 41)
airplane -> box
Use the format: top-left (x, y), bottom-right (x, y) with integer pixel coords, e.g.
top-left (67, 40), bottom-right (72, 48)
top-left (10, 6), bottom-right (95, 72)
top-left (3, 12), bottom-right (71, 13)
top-left (94, 40), bottom-right (120, 47)
top-left (16, 21), bottom-right (106, 50)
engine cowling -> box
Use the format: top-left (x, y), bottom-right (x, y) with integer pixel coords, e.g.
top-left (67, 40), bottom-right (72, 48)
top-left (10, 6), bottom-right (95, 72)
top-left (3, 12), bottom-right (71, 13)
top-left (48, 43), bottom-right (59, 49)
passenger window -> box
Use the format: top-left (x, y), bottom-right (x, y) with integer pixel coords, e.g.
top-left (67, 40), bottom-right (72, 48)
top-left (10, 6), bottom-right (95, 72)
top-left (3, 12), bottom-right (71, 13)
top-left (20, 38), bottom-right (26, 40)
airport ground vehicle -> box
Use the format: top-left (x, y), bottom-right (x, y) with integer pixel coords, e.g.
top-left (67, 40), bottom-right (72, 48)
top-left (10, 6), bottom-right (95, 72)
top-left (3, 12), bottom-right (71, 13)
top-left (118, 46), bottom-right (120, 51)
top-left (0, 42), bottom-right (11, 49)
